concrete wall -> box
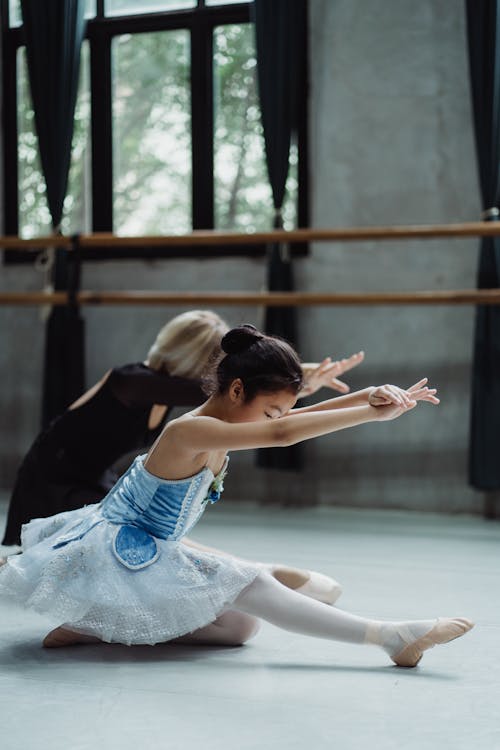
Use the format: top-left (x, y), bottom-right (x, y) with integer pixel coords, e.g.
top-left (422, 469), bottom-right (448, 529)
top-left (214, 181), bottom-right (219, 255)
top-left (0, 0), bottom-right (484, 513)
top-left (299, 0), bottom-right (481, 513)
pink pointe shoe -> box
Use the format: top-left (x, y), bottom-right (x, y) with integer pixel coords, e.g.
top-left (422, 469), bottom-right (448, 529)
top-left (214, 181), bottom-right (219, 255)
top-left (391, 617), bottom-right (474, 668)
top-left (269, 565), bottom-right (343, 605)
top-left (293, 570), bottom-right (343, 605)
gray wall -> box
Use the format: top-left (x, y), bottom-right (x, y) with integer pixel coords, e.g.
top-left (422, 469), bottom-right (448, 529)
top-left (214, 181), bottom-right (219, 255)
top-left (0, 0), bottom-right (484, 513)
top-left (298, 0), bottom-right (481, 512)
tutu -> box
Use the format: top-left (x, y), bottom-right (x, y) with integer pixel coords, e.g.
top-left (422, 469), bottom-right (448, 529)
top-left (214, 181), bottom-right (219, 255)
top-left (0, 455), bottom-right (259, 645)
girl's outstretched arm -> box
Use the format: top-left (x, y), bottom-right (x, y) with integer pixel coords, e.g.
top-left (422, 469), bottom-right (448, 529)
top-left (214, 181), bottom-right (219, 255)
top-left (292, 386), bottom-right (375, 414)
top-left (292, 378), bottom-right (438, 415)
top-left (171, 382), bottom-right (438, 454)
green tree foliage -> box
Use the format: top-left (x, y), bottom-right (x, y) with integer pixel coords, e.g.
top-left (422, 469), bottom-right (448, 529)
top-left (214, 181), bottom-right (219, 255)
top-left (17, 20), bottom-right (297, 238)
top-left (113, 30), bottom-right (191, 234)
top-left (17, 45), bottom-right (90, 237)
top-left (214, 23), bottom-right (297, 231)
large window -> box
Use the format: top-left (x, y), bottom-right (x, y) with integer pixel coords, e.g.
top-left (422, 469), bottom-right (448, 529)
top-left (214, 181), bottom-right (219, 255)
top-left (1, 1), bottom-right (308, 258)
top-left (112, 30), bottom-right (192, 235)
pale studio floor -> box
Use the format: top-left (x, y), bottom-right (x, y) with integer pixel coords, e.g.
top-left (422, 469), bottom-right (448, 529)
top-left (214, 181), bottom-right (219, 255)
top-left (0, 495), bottom-right (499, 750)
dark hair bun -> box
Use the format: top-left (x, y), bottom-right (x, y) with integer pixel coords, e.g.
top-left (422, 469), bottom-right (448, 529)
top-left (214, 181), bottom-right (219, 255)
top-left (221, 325), bottom-right (262, 355)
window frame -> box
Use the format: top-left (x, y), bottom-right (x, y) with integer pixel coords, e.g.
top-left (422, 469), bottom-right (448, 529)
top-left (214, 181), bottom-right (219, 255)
top-left (1, 0), bottom-right (309, 261)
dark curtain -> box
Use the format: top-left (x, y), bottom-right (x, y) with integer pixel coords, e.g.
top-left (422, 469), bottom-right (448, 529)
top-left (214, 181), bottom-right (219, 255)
top-left (254, 0), bottom-right (306, 472)
top-left (466, 0), bottom-right (500, 490)
top-left (42, 239), bottom-right (85, 426)
top-left (20, 0), bottom-right (87, 426)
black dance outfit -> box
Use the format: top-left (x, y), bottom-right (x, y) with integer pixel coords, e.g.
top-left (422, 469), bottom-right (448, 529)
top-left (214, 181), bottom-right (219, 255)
top-left (2, 363), bottom-right (204, 545)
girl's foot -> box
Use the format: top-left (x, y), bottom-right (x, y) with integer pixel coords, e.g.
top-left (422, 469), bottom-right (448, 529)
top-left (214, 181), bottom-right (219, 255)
top-left (269, 565), bottom-right (342, 605)
top-left (366, 617), bottom-right (474, 667)
top-left (43, 626), bottom-right (102, 648)
top-left (0, 557), bottom-right (7, 567)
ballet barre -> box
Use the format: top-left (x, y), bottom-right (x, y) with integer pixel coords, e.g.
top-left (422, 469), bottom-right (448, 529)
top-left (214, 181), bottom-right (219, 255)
top-left (1, 290), bottom-right (500, 306)
top-left (2, 220), bottom-right (500, 249)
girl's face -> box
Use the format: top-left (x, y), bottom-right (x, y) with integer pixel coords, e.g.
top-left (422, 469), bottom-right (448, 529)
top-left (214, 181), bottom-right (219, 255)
top-left (228, 382), bottom-right (297, 423)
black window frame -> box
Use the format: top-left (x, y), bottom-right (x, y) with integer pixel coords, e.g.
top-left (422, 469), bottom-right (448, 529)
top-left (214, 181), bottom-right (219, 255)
top-left (1, 0), bottom-right (309, 262)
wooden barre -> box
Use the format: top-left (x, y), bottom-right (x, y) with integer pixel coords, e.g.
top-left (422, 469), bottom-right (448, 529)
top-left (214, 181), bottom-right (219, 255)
top-left (3, 221), bottom-right (500, 250)
top-left (1, 290), bottom-right (500, 306)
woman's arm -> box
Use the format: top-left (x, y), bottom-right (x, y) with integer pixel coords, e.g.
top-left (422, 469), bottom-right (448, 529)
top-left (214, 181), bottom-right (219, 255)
top-left (299, 351), bottom-right (365, 397)
top-left (110, 365), bottom-right (205, 407)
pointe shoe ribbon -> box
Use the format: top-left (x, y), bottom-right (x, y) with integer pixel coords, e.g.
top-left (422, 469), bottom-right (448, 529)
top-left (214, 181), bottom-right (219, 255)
top-left (392, 617), bottom-right (474, 668)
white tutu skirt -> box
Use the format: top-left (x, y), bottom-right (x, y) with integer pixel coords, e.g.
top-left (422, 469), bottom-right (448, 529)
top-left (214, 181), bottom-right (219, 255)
top-left (0, 505), bottom-right (260, 645)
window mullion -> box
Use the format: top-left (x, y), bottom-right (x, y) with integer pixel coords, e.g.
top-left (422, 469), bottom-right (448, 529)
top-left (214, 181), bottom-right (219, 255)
top-left (90, 26), bottom-right (113, 232)
top-left (297, 0), bottom-right (309, 233)
top-left (190, 19), bottom-right (214, 229)
top-left (2, 28), bottom-right (19, 235)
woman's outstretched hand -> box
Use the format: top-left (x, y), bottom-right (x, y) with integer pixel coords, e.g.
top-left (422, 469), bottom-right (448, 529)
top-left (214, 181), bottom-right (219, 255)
top-left (369, 378), bottom-right (439, 421)
top-left (300, 352), bottom-right (365, 396)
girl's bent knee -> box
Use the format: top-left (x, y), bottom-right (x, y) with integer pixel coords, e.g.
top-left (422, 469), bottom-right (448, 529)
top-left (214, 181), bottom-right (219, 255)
top-left (219, 611), bottom-right (261, 645)
top-left (238, 615), bottom-right (261, 643)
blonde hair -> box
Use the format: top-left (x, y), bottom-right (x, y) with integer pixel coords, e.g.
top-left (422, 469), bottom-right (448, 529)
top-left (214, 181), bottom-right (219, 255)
top-left (147, 310), bottom-right (229, 379)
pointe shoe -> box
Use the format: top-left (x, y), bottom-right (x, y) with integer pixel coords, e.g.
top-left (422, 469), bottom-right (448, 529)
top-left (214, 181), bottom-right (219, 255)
top-left (391, 617), bottom-right (474, 668)
top-left (270, 565), bottom-right (342, 605)
top-left (43, 626), bottom-right (101, 648)
top-left (294, 571), bottom-right (343, 605)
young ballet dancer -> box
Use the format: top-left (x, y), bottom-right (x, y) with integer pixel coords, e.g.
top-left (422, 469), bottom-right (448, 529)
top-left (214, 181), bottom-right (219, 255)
top-left (1, 309), bottom-right (363, 605)
top-left (0, 325), bottom-right (472, 667)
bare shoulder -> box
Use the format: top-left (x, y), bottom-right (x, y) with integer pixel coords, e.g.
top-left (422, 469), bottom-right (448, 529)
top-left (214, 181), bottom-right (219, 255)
top-left (165, 412), bottom-right (220, 435)
top-left (146, 413), bottom-right (225, 478)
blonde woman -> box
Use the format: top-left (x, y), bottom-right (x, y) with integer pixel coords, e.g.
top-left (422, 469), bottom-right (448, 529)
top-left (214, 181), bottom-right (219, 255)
top-left (2, 310), bottom-right (227, 546)
top-left (1, 310), bottom-right (362, 606)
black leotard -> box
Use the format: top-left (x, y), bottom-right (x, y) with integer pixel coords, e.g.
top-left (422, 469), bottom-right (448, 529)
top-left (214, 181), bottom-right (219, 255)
top-left (2, 363), bottom-right (205, 545)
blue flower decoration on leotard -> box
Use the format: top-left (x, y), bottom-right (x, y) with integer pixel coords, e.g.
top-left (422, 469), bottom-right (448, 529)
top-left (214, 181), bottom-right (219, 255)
top-left (206, 468), bottom-right (227, 504)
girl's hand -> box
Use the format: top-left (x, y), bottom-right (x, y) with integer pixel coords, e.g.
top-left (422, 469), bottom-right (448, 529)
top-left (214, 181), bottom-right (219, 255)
top-left (300, 351), bottom-right (365, 396)
top-left (370, 378), bottom-right (439, 421)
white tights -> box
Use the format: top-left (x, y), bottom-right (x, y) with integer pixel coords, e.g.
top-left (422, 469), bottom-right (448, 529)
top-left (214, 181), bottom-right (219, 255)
top-left (183, 572), bottom-right (436, 658)
top-left (235, 572), bottom-right (369, 643)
